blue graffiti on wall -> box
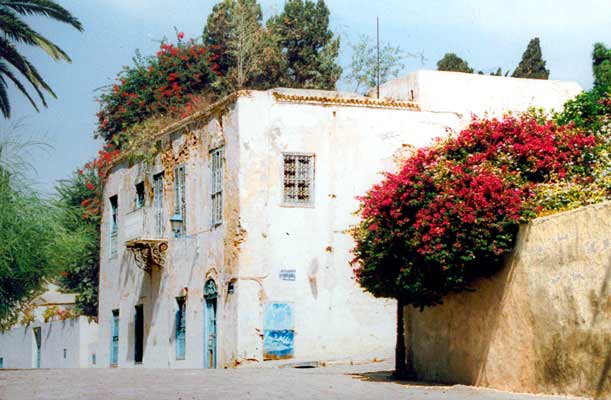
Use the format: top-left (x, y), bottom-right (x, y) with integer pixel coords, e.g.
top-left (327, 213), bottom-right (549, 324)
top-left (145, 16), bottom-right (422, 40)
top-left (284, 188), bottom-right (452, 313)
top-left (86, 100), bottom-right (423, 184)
top-left (263, 302), bottom-right (294, 359)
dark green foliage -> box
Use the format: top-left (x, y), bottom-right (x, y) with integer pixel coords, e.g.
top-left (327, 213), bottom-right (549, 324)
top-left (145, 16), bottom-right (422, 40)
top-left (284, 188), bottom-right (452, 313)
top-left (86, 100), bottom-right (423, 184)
top-left (203, 0), bottom-right (236, 77)
top-left (512, 37), bottom-right (549, 80)
top-left (0, 0), bottom-right (83, 117)
top-left (48, 167), bottom-right (101, 317)
top-left (593, 42), bottom-right (611, 88)
top-left (267, 0), bottom-right (341, 89)
top-left (0, 167), bottom-right (57, 330)
top-left (203, 0), bottom-right (286, 95)
top-left (436, 53), bottom-right (473, 73)
top-left (556, 85), bottom-right (611, 132)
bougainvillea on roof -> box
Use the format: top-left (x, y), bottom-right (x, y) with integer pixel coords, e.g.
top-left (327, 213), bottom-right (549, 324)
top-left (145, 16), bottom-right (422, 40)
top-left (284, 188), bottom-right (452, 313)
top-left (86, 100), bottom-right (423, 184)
top-left (95, 32), bottom-right (215, 149)
top-left (351, 113), bottom-right (599, 308)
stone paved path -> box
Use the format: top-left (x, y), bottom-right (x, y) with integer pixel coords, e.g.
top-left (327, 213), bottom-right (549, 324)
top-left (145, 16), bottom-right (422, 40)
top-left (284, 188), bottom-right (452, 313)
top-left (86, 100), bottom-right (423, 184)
top-left (0, 361), bottom-right (581, 400)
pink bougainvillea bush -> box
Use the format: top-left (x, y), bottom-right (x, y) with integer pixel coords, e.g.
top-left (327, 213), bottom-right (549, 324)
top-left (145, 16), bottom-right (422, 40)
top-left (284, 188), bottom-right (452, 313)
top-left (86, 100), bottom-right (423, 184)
top-left (351, 114), bottom-right (598, 308)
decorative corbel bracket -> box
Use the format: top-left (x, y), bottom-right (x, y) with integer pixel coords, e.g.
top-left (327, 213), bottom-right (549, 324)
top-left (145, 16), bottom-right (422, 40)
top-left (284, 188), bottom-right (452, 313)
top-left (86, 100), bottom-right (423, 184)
top-left (125, 238), bottom-right (169, 272)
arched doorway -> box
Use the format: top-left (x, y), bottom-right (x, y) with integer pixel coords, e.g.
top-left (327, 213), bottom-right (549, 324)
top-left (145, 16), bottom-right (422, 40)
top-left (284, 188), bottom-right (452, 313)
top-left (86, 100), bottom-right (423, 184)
top-left (203, 279), bottom-right (217, 368)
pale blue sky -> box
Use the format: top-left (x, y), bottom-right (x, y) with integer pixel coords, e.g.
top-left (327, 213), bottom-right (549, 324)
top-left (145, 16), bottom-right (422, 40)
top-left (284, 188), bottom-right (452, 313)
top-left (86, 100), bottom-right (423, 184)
top-left (5, 0), bottom-right (611, 192)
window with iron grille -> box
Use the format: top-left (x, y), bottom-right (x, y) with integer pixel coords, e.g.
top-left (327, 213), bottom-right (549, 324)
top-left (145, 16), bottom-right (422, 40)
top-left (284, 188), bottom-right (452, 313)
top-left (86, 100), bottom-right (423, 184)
top-left (173, 166), bottom-right (186, 234)
top-left (109, 195), bottom-right (118, 257)
top-left (210, 147), bottom-right (223, 226)
top-left (153, 172), bottom-right (164, 237)
top-left (135, 182), bottom-right (145, 209)
top-left (283, 154), bottom-right (314, 206)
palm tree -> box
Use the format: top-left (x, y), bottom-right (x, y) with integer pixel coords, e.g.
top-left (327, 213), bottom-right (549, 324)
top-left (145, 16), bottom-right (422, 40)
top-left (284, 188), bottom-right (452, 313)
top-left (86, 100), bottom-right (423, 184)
top-left (0, 0), bottom-right (82, 118)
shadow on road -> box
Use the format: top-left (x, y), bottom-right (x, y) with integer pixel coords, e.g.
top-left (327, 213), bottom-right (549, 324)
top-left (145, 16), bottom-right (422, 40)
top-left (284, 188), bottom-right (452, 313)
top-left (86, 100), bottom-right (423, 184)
top-left (347, 370), bottom-right (448, 388)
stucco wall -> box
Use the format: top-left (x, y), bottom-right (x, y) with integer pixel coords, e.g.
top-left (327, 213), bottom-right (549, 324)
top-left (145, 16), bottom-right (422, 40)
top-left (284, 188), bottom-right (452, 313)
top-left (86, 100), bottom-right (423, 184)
top-left (235, 91), bottom-right (462, 363)
top-left (406, 201), bottom-right (611, 398)
top-left (97, 102), bottom-right (241, 368)
top-left (97, 89), bottom-right (464, 368)
top-left (378, 70), bottom-right (582, 120)
top-left (0, 317), bottom-right (96, 369)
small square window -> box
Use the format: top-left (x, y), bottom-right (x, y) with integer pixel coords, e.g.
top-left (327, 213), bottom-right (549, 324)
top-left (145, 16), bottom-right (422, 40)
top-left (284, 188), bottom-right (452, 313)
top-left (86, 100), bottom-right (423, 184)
top-left (283, 154), bottom-right (314, 206)
top-left (135, 182), bottom-right (145, 209)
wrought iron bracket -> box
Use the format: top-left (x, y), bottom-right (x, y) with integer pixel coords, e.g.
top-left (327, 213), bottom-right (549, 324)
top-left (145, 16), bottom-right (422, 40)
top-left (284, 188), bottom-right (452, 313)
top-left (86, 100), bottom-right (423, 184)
top-left (125, 239), bottom-right (168, 272)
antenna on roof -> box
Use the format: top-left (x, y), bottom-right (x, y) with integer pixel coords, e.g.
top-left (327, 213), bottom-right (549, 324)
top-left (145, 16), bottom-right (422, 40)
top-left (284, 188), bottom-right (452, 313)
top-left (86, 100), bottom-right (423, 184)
top-left (376, 16), bottom-right (380, 99)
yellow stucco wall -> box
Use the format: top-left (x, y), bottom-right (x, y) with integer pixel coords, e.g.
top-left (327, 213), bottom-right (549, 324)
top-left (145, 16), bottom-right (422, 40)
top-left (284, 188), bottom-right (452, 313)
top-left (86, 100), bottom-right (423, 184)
top-left (407, 201), bottom-right (611, 398)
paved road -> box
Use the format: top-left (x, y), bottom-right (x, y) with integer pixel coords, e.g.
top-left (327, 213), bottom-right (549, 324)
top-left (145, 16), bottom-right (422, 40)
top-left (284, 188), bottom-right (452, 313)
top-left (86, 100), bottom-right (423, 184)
top-left (0, 361), bottom-right (581, 400)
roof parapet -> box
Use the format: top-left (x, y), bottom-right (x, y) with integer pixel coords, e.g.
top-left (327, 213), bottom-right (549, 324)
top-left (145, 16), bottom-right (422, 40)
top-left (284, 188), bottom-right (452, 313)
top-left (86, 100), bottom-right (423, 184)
top-left (272, 91), bottom-right (420, 110)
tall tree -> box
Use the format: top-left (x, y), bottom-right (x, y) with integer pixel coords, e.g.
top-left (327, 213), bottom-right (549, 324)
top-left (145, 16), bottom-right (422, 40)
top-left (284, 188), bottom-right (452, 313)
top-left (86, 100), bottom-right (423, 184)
top-left (436, 53), bottom-right (473, 73)
top-left (203, 0), bottom-right (234, 77)
top-left (512, 37), bottom-right (549, 79)
top-left (47, 166), bottom-right (101, 317)
top-left (345, 35), bottom-right (405, 94)
top-left (267, 0), bottom-right (341, 90)
top-left (0, 129), bottom-right (58, 330)
top-left (593, 42), bottom-right (611, 88)
top-left (0, 0), bottom-right (83, 118)
top-left (203, 0), bottom-right (285, 95)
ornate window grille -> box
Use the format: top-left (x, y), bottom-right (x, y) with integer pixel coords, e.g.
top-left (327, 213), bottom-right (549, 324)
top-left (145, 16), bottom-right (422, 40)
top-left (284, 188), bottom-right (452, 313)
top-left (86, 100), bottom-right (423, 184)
top-left (283, 154), bottom-right (314, 206)
top-left (210, 147), bottom-right (223, 226)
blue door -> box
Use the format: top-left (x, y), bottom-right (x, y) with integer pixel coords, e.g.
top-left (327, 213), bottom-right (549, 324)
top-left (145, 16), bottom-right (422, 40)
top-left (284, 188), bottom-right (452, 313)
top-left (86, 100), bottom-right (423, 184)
top-left (33, 327), bottom-right (41, 368)
top-left (204, 279), bottom-right (217, 368)
top-left (263, 303), bottom-right (295, 360)
top-left (111, 310), bottom-right (119, 366)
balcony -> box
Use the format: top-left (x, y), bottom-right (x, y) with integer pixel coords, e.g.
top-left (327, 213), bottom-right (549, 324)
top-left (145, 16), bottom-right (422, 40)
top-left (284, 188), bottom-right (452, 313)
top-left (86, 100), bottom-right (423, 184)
top-left (125, 238), bottom-right (168, 272)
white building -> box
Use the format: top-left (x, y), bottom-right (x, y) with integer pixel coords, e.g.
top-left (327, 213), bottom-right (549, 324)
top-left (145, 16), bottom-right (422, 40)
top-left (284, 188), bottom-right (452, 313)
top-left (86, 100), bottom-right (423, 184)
top-left (0, 284), bottom-right (98, 369)
top-left (96, 71), bottom-right (581, 369)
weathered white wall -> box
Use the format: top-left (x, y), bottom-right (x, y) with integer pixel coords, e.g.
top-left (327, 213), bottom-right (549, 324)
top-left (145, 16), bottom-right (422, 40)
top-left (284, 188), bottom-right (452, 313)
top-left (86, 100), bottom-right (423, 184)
top-left (378, 70), bottom-right (582, 120)
top-left (97, 101), bottom-right (242, 368)
top-left (0, 317), bottom-right (96, 369)
top-left (235, 91), bottom-right (462, 363)
top-left (98, 90), bottom-right (464, 368)
top-left (406, 202), bottom-right (611, 398)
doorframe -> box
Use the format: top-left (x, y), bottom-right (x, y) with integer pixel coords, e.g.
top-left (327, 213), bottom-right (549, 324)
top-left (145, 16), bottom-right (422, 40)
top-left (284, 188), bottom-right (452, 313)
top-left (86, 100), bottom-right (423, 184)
top-left (203, 278), bottom-right (217, 369)
top-left (32, 326), bottom-right (41, 368)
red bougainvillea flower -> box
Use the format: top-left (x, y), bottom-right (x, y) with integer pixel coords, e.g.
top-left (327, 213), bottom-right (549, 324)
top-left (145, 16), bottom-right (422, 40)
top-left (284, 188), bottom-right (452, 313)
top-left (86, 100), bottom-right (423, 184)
top-left (86, 182), bottom-right (95, 191)
top-left (351, 113), bottom-right (597, 308)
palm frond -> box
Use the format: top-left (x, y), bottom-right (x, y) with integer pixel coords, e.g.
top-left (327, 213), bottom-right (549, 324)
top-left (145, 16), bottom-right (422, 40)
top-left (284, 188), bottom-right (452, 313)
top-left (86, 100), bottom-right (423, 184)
top-left (0, 78), bottom-right (10, 117)
top-left (0, 36), bottom-right (56, 105)
top-left (0, 60), bottom-right (39, 112)
top-left (0, 0), bottom-right (82, 31)
top-left (0, 10), bottom-right (70, 61)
